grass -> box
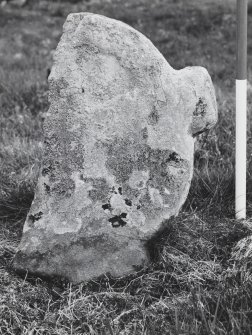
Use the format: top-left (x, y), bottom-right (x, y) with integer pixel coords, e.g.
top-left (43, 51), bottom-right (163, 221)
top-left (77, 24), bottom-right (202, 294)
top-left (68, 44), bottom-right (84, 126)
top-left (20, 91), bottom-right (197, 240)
top-left (0, 0), bottom-right (252, 334)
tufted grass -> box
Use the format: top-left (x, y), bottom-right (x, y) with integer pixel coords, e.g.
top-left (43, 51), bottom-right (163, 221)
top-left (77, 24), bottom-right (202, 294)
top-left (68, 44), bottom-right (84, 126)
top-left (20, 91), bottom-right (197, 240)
top-left (1, 0), bottom-right (252, 334)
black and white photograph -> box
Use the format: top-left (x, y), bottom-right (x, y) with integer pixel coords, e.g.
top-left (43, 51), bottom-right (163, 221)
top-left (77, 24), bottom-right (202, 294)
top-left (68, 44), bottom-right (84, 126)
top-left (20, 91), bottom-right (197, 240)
top-left (0, 0), bottom-right (252, 334)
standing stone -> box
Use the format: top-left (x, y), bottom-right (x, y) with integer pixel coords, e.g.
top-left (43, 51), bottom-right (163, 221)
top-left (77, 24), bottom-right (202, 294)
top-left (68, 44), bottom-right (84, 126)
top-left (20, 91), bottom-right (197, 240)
top-left (13, 13), bottom-right (217, 283)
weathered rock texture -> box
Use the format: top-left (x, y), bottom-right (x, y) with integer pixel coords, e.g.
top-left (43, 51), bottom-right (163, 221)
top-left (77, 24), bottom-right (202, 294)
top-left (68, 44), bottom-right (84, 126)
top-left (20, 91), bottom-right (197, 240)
top-left (13, 13), bottom-right (218, 283)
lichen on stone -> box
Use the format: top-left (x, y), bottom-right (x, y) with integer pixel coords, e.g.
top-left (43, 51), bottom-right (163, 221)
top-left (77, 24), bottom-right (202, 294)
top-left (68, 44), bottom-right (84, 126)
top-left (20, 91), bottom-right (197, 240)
top-left (13, 12), bottom-right (217, 283)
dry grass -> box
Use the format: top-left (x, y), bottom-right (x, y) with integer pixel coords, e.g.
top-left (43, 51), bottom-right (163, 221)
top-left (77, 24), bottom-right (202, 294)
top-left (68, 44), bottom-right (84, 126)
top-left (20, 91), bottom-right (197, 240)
top-left (1, 214), bottom-right (252, 334)
top-left (1, 0), bottom-right (252, 334)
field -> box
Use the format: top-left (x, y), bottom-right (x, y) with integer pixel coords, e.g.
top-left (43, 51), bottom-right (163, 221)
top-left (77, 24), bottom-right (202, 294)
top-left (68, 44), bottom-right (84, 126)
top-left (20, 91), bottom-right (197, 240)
top-left (1, 0), bottom-right (252, 334)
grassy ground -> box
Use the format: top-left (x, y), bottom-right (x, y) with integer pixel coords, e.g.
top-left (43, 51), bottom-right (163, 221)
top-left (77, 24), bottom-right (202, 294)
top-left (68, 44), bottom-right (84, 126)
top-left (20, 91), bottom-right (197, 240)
top-left (1, 0), bottom-right (252, 334)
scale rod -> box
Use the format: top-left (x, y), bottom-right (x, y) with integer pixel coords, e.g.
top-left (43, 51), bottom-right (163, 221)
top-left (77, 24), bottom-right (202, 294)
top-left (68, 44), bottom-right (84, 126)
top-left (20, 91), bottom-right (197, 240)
top-left (235, 0), bottom-right (247, 219)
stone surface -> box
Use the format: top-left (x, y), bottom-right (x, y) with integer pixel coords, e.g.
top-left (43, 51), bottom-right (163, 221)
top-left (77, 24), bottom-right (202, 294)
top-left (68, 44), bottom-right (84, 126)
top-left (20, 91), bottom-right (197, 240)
top-left (13, 13), bottom-right (218, 283)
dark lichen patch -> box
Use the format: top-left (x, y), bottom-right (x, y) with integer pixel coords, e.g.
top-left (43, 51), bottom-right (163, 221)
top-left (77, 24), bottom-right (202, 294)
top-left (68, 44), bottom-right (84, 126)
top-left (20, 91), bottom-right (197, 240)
top-left (194, 97), bottom-right (207, 117)
top-left (28, 211), bottom-right (43, 227)
top-left (102, 188), bottom-right (133, 217)
top-left (109, 213), bottom-right (127, 228)
top-left (44, 183), bottom-right (50, 194)
top-left (125, 198), bottom-right (132, 206)
top-left (42, 165), bottom-right (53, 176)
top-left (168, 152), bottom-right (181, 163)
top-left (30, 211), bottom-right (43, 222)
top-left (102, 203), bottom-right (111, 210)
top-left (147, 106), bottom-right (159, 125)
top-left (111, 186), bottom-right (122, 194)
